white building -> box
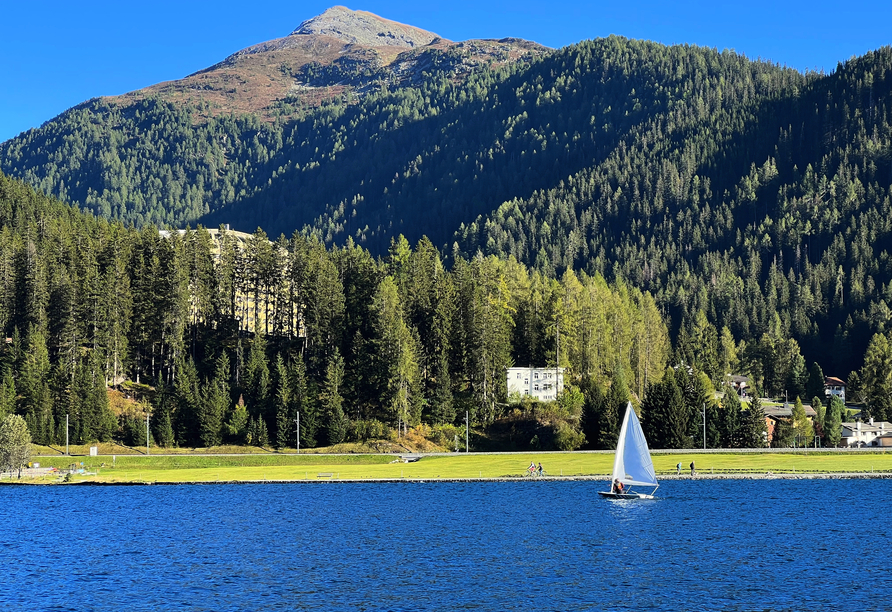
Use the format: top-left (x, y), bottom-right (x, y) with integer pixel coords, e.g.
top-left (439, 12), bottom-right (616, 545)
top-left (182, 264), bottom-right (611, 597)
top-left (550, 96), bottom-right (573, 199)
top-left (841, 419), bottom-right (892, 447)
top-left (824, 376), bottom-right (846, 403)
top-left (507, 366), bottom-right (565, 402)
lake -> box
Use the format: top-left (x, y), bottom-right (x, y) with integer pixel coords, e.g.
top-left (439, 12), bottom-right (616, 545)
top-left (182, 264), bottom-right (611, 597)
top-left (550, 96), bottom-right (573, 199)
top-left (1, 479), bottom-right (888, 611)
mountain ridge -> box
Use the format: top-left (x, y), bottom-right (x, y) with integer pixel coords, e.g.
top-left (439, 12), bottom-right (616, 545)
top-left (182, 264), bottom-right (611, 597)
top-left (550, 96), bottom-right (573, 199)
top-left (107, 6), bottom-right (547, 124)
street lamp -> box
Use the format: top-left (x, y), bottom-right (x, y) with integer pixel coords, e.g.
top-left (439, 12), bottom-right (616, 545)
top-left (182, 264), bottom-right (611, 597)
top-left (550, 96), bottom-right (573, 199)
top-left (294, 412), bottom-right (300, 454)
top-left (701, 403), bottom-right (706, 450)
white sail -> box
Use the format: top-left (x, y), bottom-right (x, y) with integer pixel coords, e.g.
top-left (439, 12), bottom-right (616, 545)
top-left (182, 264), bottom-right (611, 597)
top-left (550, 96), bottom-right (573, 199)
top-left (611, 402), bottom-right (658, 488)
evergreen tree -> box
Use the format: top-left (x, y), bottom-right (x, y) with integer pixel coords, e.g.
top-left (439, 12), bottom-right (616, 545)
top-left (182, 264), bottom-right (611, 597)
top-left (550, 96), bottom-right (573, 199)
top-left (720, 385), bottom-right (743, 448)
top-left (771, 417), bottom-right (795, 448)
top-left (580, 375), bottom-right (606, 450)
top-left (19, 326), bottom-right (54, 445)
top-left (224, 395), bottom-right (249, 444)
top-left (199, 352), bottom-right (229, 447)
top-left (811, 396), bottom-right (825, 441)
top-left (174, 355), bottom-right (201, 446)
top-left (0, 371), bottom-right (14, 421)
top-left (427, 354), bottom-right (455, 425)
top-left (825, 395), bottom-right (844, 447)
top-left (291, 356), bottom-right (318, 449)
top-left (806, 362), bottom-right (826, 404)
top-left (739, 397), bottom-right (767, 448)
top-left (322, 349), bottom-right (348, 446)
top-left (601, 367), bottom-right (629, 449)
top-left (274, 354), bottom-right (292, 450)
top-left (243, 334), bottom-right (271, 422)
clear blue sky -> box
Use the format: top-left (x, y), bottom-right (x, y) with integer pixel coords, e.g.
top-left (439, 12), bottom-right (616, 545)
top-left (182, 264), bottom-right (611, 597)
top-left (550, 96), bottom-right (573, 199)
top-left (1, 0), bottom-right (889, 142)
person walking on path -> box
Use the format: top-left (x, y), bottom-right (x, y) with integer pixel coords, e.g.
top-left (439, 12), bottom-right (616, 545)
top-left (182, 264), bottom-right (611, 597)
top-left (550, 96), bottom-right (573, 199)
top-left (676, 462), bottom-right (681, 475)
top-left (689, 460), bottom-right (696, 476)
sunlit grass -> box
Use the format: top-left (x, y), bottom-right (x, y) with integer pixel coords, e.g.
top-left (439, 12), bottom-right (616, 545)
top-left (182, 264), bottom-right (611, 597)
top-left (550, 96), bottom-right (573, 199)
top-left (22, 450), bottom-right (892, 484)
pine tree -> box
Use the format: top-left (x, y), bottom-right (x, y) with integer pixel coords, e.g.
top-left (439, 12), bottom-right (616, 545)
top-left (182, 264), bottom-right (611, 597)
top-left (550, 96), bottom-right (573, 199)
top-left (580, 375), bottom-right (606, 450)
top-left (243, 334), bottom-right (271, 423)
top-left (720, 386), bottom-right (742, 448)
top-left (806, 362), bottom-right (826, 403)
top-left (322, 349), bottom-right (348, 446)
top-left (601, 367), bottom-right (629, 449)
top-left (225, 395), bottom-right (249, 444)
top-left (274, 354), bottom-right (292, 450)
top-left (740, 397), bottom-right (767, 448)
top-left (174, 355), bottom-right (201, 446)
top-left (427, 354), bottom-right (455, 425)
top-left (771, 417), bottom-right (795, 448)
top-left (0, 370), bottom-right (15, 421)
top-left (825, 396), bottom-right (844, 447)
top-left (290, 356), bottom-right (317, 449)
top-left (199, 352), bottom-right (229, 447)
top-left (811, 396), bottom-right (825, 441)
top-left (19, 326), bottom-right (54, 445)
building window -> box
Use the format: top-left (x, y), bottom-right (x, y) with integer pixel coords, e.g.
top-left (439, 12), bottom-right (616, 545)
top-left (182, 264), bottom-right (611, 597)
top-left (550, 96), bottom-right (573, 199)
top-left (516, 373), bottom-right (521, 379)
top-left (534, 384), bottom-right (540, 391)
top-left (534, 372), bottom-right (539, 379)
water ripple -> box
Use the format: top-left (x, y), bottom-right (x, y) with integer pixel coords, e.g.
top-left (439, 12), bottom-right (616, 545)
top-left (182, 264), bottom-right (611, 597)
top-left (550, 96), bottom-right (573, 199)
top-left (1, 479), bottom-right (890, 610)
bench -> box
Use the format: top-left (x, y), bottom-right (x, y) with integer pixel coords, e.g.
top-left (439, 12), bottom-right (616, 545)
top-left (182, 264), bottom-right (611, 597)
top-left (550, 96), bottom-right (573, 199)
top-left (317, 472), bottom-right (334, 478)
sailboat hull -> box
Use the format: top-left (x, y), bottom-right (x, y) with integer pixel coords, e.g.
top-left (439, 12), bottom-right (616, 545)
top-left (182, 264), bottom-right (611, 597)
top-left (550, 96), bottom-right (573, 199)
top-left (597, 491), bottom-right (655, 500)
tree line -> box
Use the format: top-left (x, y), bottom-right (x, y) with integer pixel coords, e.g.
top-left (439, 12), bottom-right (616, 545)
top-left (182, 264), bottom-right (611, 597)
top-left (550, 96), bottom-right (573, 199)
top-left (0, 171), bottom-right (672, 450)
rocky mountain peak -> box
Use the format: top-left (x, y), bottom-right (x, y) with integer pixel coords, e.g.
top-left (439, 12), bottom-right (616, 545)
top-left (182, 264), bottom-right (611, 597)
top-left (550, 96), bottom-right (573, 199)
top-left (291, 6), bottom-right (441, 48)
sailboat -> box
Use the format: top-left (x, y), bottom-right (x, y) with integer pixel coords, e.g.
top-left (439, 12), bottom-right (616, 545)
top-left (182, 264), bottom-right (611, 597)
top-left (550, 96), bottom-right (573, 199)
top-left (598, 401), bottom-right (659, 500)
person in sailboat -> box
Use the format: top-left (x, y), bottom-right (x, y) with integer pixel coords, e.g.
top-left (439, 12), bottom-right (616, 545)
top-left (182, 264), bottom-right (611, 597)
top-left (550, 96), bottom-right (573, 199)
top-left (612, 478), bottom-right (624, 494)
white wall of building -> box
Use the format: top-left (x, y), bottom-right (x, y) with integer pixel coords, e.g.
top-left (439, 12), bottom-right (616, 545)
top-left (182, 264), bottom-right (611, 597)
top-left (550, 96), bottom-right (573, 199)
top-left (507, 367), bottom-right (565, 402)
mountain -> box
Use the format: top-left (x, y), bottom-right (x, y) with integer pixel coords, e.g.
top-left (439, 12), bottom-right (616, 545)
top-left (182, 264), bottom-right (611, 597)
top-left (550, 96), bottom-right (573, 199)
top-left (107, 6), bottom-right (545, 123)
top-left (1, 7), bottom-right (892, 380)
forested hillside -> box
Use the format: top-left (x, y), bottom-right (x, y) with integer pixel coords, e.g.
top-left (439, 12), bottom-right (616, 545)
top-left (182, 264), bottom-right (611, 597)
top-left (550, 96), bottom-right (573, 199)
top-left (2, 15), bottom-right (891, 382)
top-left (463, 46), bottom-right (892, 381)
top-left (0, 172), bottom-right (671, 450)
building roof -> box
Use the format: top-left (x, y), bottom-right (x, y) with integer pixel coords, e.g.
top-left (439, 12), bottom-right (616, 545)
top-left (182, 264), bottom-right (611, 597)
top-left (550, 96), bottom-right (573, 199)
top-left (825, 376), bottom-right (847, 386)
top-left (841, 421), bottom-right (892, 434)
top-left (762, 405), bottom-right (817, 418)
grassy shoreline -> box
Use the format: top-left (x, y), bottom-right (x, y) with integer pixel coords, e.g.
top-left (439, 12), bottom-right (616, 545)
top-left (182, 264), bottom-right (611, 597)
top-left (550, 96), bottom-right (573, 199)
top-left (8, 450), bottom-right (891, 484)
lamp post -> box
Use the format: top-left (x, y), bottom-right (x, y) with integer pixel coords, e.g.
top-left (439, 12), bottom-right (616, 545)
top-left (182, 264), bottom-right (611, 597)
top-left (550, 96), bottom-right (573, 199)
top-left (295, 412), bottom-right (300, 454)
top-left (146, 412), bottom-right (151, 455)
top-left (65, 414), bottom-right (69, 456)
top-left (702, 402), bottom-right (706, 450)
top-left (465, 411), bottom-right (469, 453)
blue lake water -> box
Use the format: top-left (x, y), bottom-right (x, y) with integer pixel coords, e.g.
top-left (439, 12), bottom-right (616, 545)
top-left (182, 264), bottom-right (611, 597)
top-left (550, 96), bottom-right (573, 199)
top-left (1, 479), bottom-right (889, 611)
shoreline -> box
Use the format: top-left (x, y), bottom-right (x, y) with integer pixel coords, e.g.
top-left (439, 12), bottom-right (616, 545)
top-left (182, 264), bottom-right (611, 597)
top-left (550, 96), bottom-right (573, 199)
top-left (5, 472), bottom-right (892, 485)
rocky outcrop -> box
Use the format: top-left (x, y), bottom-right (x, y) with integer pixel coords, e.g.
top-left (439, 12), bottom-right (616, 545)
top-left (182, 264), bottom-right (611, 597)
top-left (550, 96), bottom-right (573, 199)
top-left (291, 6), bottom-right (441, 48)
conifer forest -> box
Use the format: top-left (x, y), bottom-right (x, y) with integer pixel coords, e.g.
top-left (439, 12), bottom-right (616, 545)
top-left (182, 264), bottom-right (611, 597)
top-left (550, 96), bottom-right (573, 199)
top-left (3, 33), bottom-right (892, 450)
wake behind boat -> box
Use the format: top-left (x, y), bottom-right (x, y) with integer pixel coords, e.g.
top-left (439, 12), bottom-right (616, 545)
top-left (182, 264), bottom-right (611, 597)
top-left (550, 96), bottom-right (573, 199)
top-left (598, 402), bottom-right (659, 500)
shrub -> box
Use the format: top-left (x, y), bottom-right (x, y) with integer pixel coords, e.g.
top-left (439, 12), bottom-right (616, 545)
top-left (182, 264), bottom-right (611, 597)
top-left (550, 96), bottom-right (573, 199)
top-left (553, 422), bottom-right (586, 451)
top-left (348, 419), bottom-right (390, 441)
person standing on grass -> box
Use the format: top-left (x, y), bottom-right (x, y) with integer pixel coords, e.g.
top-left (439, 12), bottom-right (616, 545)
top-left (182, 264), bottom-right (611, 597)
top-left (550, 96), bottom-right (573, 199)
top-left (690, 460), bottom-right (696, 476)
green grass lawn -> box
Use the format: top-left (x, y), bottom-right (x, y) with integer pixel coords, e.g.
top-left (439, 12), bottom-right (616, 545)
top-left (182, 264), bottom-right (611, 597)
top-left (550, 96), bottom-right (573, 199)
top-left (20, 450), bottom-right (892, 484)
